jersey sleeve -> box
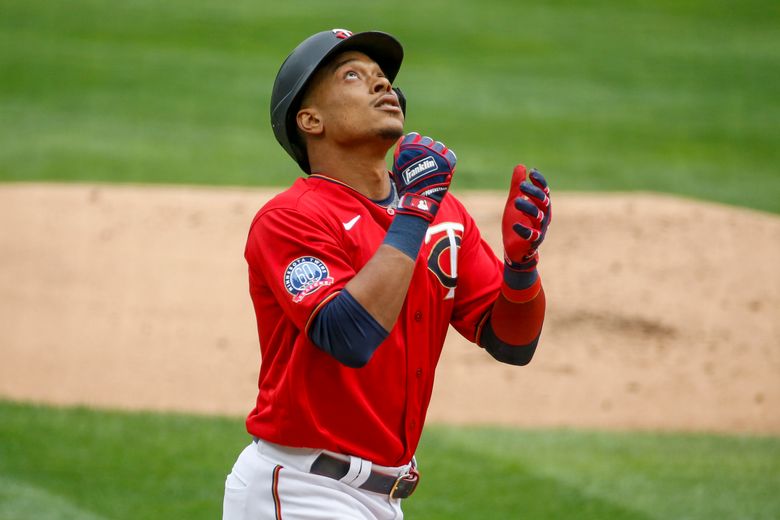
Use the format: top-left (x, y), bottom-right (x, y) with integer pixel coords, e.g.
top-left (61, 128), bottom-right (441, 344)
top-left (245, 207), bottom-right (355, 331)
top-left (449, 203), bottom-right (503, 343)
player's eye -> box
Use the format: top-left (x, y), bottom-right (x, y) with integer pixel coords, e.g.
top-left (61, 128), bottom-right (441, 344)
top-left (345, 70), bottom-right (359, 79)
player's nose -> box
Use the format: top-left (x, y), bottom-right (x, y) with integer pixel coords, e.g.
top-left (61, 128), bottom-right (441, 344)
top-left (372, 76), bottom-right (392, 94)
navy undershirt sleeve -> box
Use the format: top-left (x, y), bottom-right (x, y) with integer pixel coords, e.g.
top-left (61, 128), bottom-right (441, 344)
top-left (307, 289), bottom-right (389, 368)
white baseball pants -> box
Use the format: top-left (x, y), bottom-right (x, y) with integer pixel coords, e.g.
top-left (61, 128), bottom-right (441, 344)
top-left (222, 439), bottom-right (411, 519)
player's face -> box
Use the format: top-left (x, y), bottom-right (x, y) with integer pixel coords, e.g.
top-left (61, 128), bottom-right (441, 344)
top-left (307, 51), bottom-right (404, 145)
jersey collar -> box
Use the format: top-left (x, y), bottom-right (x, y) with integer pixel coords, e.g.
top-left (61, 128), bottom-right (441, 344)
top-left (309, 173), bottom-right (398, 209)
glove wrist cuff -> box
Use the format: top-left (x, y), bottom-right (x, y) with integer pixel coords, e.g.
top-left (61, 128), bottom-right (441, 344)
top-left (504, 250), bottom-right (539, 271)
top-left (395, 193), bottom-right (439, 222)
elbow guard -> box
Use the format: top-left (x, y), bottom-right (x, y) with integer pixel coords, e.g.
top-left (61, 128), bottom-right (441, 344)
top-left (479, 316), bottom-right (540, 366)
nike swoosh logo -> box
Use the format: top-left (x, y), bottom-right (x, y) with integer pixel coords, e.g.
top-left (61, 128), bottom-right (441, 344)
top-left (343, 215), bottom-right (361, 231)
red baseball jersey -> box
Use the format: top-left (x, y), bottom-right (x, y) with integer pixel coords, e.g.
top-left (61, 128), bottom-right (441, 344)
top-left (244, 174), bottom-right (502, 467)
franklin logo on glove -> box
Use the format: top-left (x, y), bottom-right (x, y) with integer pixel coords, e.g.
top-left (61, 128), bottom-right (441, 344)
top-left (403, 157), bottom-right (437, 184)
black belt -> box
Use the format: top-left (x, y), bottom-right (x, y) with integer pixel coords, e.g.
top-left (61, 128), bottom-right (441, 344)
top-left (309, 453), bottom-right (420, 499)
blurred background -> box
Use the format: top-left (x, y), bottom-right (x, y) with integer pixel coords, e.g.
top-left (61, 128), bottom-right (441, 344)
top-left (1, 0), bottom-right (778, 519)
top-left (2, 0), bottom-right (778, 208)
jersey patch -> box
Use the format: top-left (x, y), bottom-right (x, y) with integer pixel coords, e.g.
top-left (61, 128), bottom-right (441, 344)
top-left (284, 256), bottom-right (334, 303)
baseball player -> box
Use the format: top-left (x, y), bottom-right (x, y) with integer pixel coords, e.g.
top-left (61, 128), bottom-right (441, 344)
top-left (223, 28), bottom-right (551, 519)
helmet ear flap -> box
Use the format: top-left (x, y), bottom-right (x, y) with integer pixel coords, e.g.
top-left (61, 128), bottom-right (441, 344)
top-left (392, 87), bottom-right (407, 116)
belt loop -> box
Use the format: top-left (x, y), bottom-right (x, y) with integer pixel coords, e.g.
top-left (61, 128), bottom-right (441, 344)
top-left (350, 457), bottom-right (372, 489)
top-left (337, 456), bottom-right (362, 486)
top-left (338, 456), bottom-right (373, 489)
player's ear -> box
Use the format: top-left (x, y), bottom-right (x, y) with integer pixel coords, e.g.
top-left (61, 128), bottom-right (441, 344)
top-left (296, 107), bottom-right (323, 137)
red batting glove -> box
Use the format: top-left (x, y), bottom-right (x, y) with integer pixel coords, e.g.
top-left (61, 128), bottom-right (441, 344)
top-left (501, 165), bottom-right (551, 300)
top-left (502, 165), bottom-right (551, 269)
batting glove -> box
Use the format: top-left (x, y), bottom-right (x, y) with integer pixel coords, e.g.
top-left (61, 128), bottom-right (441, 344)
top-left (391, 132), bottom-right (456, 222)
top-left (502, 165), bottom-right (551, 272)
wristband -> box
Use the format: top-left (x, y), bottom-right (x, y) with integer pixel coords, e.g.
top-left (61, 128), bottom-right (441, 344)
top-left (501, 265), bottom-right (541, 303)
top-left (383, 213), bottom-right (429, 260)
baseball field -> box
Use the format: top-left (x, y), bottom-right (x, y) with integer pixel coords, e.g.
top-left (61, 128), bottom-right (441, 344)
top-left (1, 0), bottom-right (779, 519)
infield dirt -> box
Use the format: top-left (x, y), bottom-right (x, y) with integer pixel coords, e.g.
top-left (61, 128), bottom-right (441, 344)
top-left (1, 184), bottom-right (778, 433)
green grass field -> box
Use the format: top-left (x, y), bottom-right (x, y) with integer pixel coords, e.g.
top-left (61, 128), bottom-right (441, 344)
top-left (1, 401), bottom-right (779, 520)
top-left (1, 0), bottom-right (779, 211)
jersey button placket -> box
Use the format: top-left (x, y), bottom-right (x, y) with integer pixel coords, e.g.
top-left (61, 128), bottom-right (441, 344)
top-left (414, 311), bottom-right (422, 322)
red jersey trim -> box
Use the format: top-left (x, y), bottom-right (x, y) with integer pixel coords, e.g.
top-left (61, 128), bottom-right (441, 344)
top-left (309, 173), bottom-right (350, 185)
top-left (309, 173), bottom-right (396, 206)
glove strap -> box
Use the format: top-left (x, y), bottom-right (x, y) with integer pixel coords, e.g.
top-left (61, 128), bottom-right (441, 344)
top-left (504, 250), bottom-right (539, 271)
top-left (396, 193), bottom-right (439, 222)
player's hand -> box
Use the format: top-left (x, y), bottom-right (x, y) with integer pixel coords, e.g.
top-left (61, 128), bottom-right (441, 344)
top-left (391, 132), bottom-right (456, 222)
top-left (502, 165), bottom-right (551, 271)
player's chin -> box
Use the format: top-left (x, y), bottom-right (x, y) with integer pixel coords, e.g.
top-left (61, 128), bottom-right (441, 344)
top-left (375, 118), bottom-right (404, 141)
top-left (377, 126), bottom-right (404, 141)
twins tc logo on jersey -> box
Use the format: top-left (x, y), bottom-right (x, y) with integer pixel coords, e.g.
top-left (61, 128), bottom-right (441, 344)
top-left (284, 256), bottom-right (334, 303)
top-left (425, 222), bottom-right (464, 300)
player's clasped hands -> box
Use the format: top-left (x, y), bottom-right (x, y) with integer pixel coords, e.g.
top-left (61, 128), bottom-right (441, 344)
top-left (502, 165), bottom-right (551, 271)
top-left (391, 132), bottom-right (457, 222)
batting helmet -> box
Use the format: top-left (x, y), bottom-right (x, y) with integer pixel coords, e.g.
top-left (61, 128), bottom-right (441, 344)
top-left (270, 28), bottom-right (405, 173)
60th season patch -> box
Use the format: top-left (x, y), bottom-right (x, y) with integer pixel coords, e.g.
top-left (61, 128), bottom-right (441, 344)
top-left (284, 256), bottom-right (334, 303)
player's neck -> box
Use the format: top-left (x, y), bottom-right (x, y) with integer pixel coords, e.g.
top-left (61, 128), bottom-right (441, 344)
top-left (309, 147), bottom-right (391, 200)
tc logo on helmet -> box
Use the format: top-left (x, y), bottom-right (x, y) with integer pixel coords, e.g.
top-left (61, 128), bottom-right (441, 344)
top-left (332, 29), bottom-right (353, 39)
